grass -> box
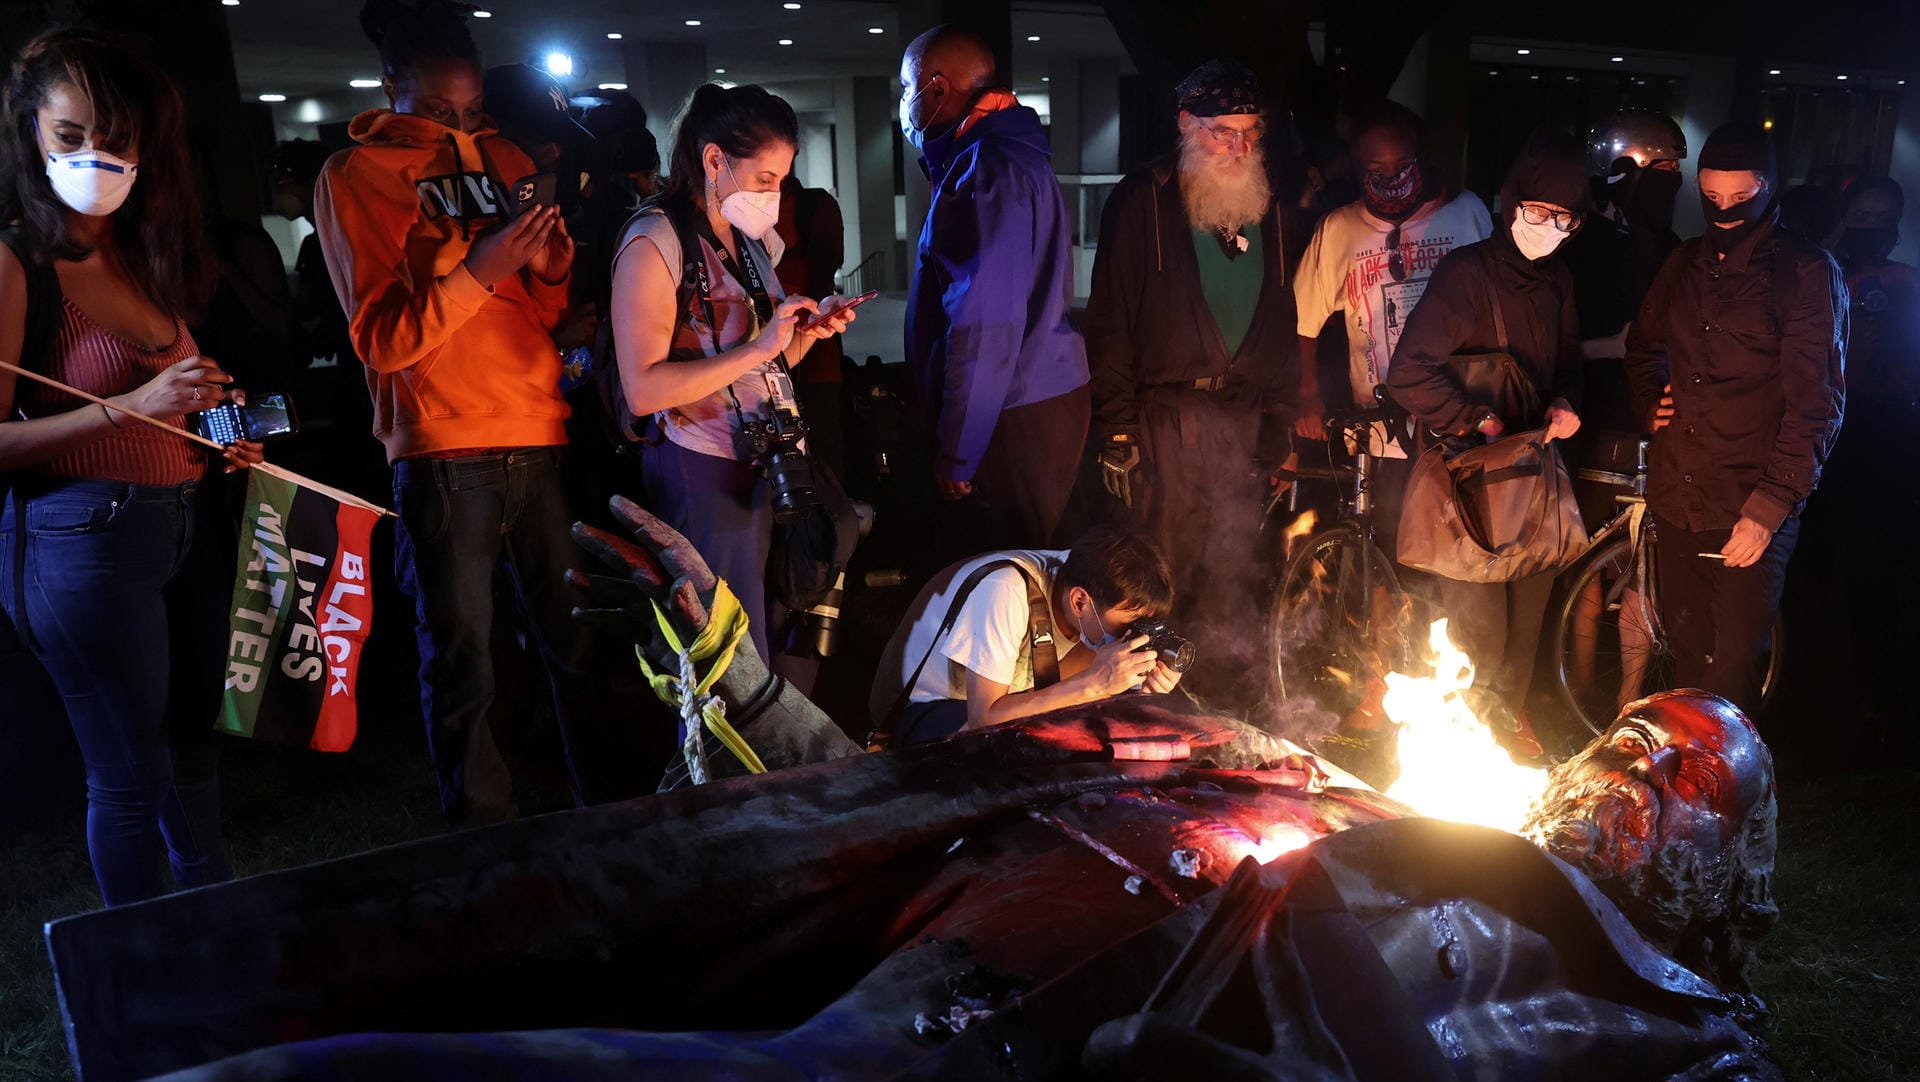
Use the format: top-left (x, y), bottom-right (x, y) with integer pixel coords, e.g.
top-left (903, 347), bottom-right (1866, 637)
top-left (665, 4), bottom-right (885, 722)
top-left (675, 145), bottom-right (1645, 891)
top-left (3, 693), bottom-right (1916, 1080)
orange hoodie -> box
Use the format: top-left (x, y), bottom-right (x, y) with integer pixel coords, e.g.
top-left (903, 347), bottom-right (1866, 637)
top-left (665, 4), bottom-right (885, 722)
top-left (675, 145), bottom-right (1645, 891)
top-left (315, 109), bottom-right (570, 462)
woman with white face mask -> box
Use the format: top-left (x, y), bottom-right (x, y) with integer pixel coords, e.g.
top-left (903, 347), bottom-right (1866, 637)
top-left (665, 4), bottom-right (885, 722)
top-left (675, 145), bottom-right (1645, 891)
top-left (608, 83), bottom-right (858, 661)
top-left (1384, 126), bottom-right (1591, 753)
top-left (0, 30), bottom-right (265, 906)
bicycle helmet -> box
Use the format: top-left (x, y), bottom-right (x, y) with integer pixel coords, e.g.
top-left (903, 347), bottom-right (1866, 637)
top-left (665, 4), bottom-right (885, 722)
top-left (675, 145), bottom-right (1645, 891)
top-left (1587, 108), bottom-right (1687, 178)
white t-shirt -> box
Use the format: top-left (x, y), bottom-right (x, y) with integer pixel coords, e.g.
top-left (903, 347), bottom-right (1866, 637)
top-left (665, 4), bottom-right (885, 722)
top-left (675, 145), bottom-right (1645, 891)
top-left (1294, 192), bottom-right (1493, 403)
top-left (870, 550), bottom-right (1082, 722)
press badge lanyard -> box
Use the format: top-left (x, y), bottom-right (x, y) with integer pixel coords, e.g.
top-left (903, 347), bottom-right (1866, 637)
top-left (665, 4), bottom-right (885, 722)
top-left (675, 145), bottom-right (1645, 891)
top-left (689, 218), bottom-right (800, 426)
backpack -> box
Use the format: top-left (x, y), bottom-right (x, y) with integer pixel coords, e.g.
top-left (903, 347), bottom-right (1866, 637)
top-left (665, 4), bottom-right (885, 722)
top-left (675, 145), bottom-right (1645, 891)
top-left (595, 198), bottom-right (705, 445)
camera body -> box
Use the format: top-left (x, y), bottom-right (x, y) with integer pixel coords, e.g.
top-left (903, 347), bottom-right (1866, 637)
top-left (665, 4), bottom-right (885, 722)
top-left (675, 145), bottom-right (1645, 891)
top-left (738, 406), bottom-right (821, 523)
top-left (1125, 618), bottom-right (1196, 673)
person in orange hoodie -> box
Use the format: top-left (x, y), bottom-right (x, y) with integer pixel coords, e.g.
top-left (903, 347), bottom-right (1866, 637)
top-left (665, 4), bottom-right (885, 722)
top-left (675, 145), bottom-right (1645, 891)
top-left (316, 0), bottom-right (602, 827)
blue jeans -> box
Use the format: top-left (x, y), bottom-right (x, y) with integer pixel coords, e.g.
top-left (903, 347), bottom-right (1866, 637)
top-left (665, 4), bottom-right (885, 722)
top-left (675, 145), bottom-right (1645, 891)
top-left (393, 447), bottom-right (611, 827)
top-left (1, 478), bottom-right (233, 906)
top-left (640, 438), bottom-right (775, 661)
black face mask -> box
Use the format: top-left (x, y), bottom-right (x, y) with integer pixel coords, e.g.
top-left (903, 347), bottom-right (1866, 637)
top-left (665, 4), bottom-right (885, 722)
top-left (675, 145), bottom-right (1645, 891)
top-left (1835, 226), bottom-right (1898, 269)
top-left (1701, 188), bottom-right (1771, 255)
top-left (1623, 167), bottom-right (1682, 234)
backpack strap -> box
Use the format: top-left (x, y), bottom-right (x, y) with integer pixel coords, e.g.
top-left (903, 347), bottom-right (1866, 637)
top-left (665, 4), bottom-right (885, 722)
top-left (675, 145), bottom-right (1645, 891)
top-left (0, 225), bottom-right (62, 385)
top-left (866, 558), bottom-right (1059, 751)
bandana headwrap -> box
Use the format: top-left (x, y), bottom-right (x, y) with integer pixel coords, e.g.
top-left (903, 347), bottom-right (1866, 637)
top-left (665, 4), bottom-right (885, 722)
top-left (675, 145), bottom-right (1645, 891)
top-left (1175, 59), bottom-right (1261, 117)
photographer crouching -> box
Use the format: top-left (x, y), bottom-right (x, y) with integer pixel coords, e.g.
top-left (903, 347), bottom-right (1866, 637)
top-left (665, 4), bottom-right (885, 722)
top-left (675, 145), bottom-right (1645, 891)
top-left (607, 83), bottom-right (857, 660)
top-left (867, 525), bottom-right (1193, 748)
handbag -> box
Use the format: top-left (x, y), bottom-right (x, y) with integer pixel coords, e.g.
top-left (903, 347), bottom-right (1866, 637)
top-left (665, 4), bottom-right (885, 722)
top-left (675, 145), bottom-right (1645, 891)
top-left (1397, 429), bottom-right (1587, 583)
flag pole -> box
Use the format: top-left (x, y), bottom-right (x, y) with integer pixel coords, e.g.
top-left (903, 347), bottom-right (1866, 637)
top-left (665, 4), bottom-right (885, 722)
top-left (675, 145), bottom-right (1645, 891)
top-left (0, 360), bottom-right (395, 518)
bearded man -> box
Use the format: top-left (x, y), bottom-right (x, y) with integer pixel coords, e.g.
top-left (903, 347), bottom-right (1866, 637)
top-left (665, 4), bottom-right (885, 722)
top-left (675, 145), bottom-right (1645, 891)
top-left (1086, 59), bottom-right (1300, 705)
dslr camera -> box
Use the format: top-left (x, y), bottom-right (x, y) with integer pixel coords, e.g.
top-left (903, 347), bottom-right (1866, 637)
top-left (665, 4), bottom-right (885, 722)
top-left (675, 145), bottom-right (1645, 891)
top-left (738, 406), bottom-right (821, 523)
top-left (1125, 618), bottom-right (1195, 673)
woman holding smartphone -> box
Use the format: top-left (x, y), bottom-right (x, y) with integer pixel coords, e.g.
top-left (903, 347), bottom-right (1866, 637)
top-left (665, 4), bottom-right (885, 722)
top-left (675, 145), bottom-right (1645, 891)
top-left (608, 83), bottom-right (856, 660)
top-left (0, 29), bottom-right (262, 905)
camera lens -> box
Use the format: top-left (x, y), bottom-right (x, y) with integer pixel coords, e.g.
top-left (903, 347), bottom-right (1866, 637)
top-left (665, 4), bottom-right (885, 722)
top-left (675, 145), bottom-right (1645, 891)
top-left (1162, 639), bottom-right (1196, 673)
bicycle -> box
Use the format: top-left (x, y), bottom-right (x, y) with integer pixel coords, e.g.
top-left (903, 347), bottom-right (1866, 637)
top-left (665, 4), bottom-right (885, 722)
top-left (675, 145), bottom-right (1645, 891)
top-left (1546, 435), bottom-right (1785, 737)
top-left (1267, 405), bottom-right (1415, 721)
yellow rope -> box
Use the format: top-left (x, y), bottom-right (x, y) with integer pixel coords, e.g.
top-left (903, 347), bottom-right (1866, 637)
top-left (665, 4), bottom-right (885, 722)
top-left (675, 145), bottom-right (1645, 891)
top-left (633, 580), bottom-right (767, 776)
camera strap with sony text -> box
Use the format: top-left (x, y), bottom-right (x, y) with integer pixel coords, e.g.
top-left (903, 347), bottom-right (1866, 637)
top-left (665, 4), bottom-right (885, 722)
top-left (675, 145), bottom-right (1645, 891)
top-left (866, 559), bottom-right (1059, 751)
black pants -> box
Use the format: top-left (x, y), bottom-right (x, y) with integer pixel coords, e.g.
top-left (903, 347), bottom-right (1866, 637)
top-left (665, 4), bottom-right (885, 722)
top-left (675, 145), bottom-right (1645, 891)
top-left (1653, 514), bottom-right (1799, 717)
top-left (938, 384), bottom-right (1090, 559)
top-left (1431, 571), bottom-right (1557, 708)
top-left (897, 698), bottom-right (970, 748)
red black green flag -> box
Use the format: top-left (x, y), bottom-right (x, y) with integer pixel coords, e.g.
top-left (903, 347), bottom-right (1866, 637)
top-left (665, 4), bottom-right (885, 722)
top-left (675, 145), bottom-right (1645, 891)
top-left (217, 466), bottom-right (382, 751)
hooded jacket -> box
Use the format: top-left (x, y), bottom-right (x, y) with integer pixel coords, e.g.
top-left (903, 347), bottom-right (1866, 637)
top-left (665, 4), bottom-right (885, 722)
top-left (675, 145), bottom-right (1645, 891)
top-left (315, 109), bottom-right (570, 462)
top-left (906, 98), bottom-right (1090, 483)
top-left (1086, 160), bottom-right (1302, 442)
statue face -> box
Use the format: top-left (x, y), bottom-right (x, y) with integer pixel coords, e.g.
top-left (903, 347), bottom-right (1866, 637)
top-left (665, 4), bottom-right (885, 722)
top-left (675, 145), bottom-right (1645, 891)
top-left (1525, 691), bottom-right (1776, 969)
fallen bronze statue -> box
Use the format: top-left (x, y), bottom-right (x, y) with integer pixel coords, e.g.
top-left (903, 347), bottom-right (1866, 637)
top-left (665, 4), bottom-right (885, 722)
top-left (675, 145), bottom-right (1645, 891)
top-left (44, 499), bottom-right (1783, 1081)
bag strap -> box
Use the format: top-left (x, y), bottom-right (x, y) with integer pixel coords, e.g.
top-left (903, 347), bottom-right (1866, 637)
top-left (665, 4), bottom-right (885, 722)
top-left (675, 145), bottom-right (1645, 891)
top-left (1484, 250), bottom-right (1509, 354)
top-left (0, 225), bottom-right (61, 385)
top-left (1455, 435), bottom-right (1557, 557)
top-left (867, 558), bottom-right (1059, 750)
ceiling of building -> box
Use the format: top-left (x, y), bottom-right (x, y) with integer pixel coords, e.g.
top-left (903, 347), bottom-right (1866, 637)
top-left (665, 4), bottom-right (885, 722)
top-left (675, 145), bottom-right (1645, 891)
top-left (224, 0), bottom-right (1129, 105)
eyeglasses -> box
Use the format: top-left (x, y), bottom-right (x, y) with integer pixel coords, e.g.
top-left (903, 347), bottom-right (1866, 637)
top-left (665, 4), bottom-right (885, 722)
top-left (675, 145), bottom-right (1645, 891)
top-left (1196, 119), bottom-right (1264, 149)
top-left (1385, 224), bottom-right (1406, 282)
top-left (1518, 203), bottom-right (1582, 232)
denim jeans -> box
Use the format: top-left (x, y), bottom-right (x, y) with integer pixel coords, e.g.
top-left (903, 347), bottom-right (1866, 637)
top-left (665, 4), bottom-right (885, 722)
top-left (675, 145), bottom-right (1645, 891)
top-left (394, 447), bottom-right (618, 827)
top-left (1, 478), bottom-right (233, 906)
top-left (640, 438), bottom-right (775, 661)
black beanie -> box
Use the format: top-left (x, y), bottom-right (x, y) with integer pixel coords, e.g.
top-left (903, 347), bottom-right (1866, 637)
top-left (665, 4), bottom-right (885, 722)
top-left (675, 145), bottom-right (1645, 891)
top-left (1502, 127), bottom-right (1589, 218)
top-left (1698, 122), bottom-right (1778, 188)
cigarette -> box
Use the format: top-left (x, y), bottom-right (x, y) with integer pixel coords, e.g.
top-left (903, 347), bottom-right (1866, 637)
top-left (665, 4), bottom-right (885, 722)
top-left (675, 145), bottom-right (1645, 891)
top-left (1696, 552), bottom-right (1727, 560)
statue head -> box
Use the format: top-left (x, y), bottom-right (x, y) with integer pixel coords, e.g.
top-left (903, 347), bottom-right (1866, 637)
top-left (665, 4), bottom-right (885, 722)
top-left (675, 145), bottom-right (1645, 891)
top-left (1524, 690), bottom-right (1778, 991)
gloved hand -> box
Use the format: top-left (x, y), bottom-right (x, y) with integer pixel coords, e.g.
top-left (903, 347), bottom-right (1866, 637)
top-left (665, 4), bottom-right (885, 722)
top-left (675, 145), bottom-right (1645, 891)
top-left (1099, 436), bottom-right (1143, 508)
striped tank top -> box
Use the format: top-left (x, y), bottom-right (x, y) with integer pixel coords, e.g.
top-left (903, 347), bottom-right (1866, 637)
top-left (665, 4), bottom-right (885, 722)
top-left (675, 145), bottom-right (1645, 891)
top-left (19, 298), bottom-right (205, 486)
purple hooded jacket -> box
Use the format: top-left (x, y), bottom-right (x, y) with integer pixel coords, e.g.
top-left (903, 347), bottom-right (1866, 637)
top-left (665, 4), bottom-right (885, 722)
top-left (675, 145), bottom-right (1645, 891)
top-left (907, 100), bottom-right (1090, 482)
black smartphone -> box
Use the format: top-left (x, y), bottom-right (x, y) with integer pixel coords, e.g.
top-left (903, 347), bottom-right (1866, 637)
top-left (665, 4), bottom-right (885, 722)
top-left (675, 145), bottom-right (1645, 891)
top-left (798, 290), bottom-right (879, 333)
top-left (511, 172), bottom-right (559, 216)
top-left (188, 392), bottom-right (300, 444)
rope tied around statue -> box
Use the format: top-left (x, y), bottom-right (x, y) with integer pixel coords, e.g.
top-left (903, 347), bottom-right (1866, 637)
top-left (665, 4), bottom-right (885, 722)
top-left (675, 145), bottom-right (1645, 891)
top-left (633, 578), bottom-right (767, 783)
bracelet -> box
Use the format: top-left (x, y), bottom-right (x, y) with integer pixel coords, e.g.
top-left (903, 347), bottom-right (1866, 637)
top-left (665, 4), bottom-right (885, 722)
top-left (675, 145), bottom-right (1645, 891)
top-left (101, 402), bottom-right (123, 429)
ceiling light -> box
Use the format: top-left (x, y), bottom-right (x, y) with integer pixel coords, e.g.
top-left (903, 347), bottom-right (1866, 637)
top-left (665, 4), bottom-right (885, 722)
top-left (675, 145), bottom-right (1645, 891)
top-left (1041, 76), bottom-right (1050, 82)
top-left (1837, 74), bottom-right (1849, 81)
top-left (685, 18), bottom-right (701, 26)
top-left (473, 9), bottom-right (491, 16)
top-left (1768, 68), bottom-right (1781, 75)
top-left (545, 52), bottom-right (574, 77)
top-left (1516, 48), bottom-right (1531, 56)
top-left (714, 67), bottom-right (727, 74)
top-left (599, 82), bottom-right (627, 90)
top-left (867, 26), bottom-right (883, 33)
top-left (783, 2), bottom-right (802, 8)
top-left (258, 93), bottom-right (286, 102)
top-left (349, 78), bottom-right (381, 88)
top-left (777, 38), bottom-right (794, 45)
top-left (1027, 35), bottom-right (1041, 42)
top-left (220, 0), bottom-right (238, 6)
top-left (607, 32), bottom-right (622, 40)
top-left (1610, 56), bottom-right (1624, 63)
top-left (1530, 74), bottom-right (1539, 80)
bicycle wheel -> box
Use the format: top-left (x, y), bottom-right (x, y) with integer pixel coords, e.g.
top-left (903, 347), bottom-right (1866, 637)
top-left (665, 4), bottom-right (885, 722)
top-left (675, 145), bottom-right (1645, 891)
top-left (1550, 534), bottom-right (1788, 738)
top-left (1271, 525), bottom-right (1412, 719)
top-left (1549, 533), bottom-right (1669, 736)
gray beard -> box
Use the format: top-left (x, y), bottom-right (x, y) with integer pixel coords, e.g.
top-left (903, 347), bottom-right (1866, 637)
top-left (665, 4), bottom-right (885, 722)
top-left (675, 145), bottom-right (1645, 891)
top-left (1178, 130), bottom-right (1271, 235)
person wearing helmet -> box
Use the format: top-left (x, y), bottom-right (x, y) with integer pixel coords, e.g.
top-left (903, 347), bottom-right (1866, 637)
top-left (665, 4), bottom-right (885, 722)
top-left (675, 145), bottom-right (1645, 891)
top-left (1563, 108), bottom-right (1687, 433)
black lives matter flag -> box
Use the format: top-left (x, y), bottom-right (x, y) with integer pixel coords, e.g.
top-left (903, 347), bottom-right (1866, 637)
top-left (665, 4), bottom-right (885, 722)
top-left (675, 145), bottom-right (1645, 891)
top-left (218, 465), bottom-right (382, 751)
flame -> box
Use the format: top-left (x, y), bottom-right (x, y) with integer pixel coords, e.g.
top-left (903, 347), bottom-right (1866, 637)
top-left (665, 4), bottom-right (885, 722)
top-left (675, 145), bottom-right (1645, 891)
top-left (1233, 823), bottom-right (1316, 865)
top-left (1280, 509), bottom-right (1318, 560)
top-left (1383, 620), bottom-right (1547, 832)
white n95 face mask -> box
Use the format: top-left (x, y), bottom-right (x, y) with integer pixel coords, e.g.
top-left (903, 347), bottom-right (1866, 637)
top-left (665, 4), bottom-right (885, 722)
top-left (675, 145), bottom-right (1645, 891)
top-left (44, 143), bottom-right (139, 217)
top-left (719, 158), bottom-right (780, 240)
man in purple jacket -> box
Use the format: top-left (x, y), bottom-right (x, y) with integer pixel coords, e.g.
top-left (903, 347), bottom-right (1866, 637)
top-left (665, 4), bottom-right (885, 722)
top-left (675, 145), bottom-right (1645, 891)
top-left (900, 26), bottom-right (1091, 556)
